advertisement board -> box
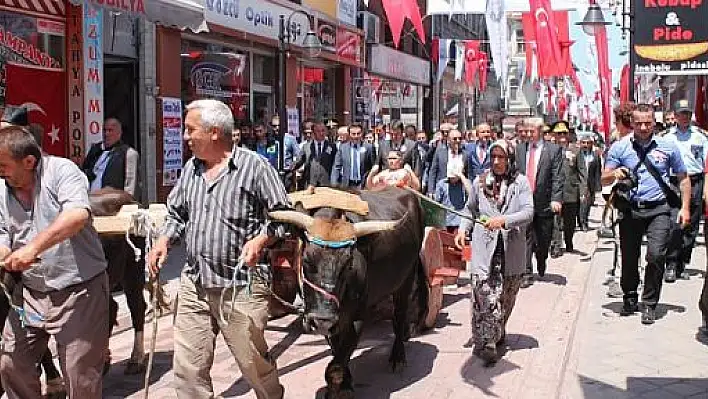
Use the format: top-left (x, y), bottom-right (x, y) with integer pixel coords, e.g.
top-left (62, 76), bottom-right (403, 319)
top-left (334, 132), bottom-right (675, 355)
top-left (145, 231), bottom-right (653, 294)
top-left (633, 0), bottom-right (708, 75)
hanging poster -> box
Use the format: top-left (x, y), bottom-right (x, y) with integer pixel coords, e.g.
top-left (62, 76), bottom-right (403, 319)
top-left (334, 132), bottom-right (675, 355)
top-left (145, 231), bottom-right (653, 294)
top-left (162, 97), bottom-right (183, 186)
top-left (84, 0), bottom-right (104, 148)
top-left (287, 107), bottom-right (300, 137)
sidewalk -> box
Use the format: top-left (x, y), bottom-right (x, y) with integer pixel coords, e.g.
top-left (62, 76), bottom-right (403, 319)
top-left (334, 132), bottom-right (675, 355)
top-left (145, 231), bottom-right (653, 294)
top-left (559, 220), bottom-right (708, 398)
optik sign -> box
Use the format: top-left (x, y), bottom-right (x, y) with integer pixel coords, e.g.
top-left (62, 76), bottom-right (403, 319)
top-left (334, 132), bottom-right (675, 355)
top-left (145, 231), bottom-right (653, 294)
top-left (205, 0), bottom-right (311, 46)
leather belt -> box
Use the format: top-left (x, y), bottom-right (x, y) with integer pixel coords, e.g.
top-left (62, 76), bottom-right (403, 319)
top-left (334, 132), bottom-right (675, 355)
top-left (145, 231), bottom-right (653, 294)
top-left (631, 199), bottom-right (667, 209)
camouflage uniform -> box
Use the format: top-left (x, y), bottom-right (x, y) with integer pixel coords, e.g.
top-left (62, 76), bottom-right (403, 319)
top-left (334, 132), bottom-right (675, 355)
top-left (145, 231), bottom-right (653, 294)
top-left (471, 238), bottom-right (523, 346)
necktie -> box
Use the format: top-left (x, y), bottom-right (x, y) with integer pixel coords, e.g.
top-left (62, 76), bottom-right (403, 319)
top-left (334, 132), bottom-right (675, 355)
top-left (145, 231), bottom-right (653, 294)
top-left (527, 143), bottom-right (537, 191)
top-left (317, 142), bottom-right (322, 158)
top-left (478, 144), bottom-right (485, 162)
top-left (352, 145), bottom-right (360, 182)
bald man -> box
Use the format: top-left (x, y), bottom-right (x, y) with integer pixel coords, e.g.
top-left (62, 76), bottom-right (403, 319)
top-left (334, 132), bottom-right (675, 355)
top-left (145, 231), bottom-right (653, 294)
top-left (83, 118), bottom-right (139, 197)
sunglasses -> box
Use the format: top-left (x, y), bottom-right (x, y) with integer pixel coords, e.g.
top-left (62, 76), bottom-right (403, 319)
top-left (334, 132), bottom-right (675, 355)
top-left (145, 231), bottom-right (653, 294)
top-left (450, 137), bottom-right (463, 141)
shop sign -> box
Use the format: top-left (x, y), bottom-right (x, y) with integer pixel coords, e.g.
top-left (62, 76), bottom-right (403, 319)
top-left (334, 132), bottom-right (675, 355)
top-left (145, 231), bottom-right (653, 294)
top-left (67, 4), bottom-right (85, 163)
top-left (84, 1), bottom-right (104, 149)
top-left (633, 0), bottom-right (708, 75)
top-left (318, 22), bottom-right (336, 52)
top-left (368, 44), bottom-right (430, 86)
top-left (162, 97), bottom-right (183, 186)
top-left (85, 0), bottom-right (146, 15)
top-left (336, 28), bottom-right (362, 64)
top-left (337, 0), bottom-right (357, 26)
top-left (0, 27), bottom-right (61, 69)
top-left (204, 0), bottom-right (312, 47)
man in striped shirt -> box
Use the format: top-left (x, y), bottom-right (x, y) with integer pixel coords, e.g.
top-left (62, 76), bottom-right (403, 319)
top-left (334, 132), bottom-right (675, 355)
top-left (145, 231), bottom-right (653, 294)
top-left (149, 99), bottom-right (289, 399)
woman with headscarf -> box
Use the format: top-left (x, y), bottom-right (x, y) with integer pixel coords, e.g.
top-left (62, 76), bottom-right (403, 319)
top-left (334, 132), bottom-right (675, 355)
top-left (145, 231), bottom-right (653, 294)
top-left (454, 139), bottom-right (534, 365)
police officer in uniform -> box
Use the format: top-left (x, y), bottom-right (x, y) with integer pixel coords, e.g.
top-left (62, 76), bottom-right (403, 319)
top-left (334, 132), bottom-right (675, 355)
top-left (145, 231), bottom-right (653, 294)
top-left (602, 104), bottom-right (691, 325)
top-left (664, 100), bottom-right (708, 282)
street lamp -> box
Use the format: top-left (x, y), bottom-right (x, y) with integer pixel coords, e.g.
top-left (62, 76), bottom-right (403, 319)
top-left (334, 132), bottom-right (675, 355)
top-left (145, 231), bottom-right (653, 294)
top-left (576, 3), bottom-right (611, 36)
top-left (277, 11), bottom-right (321, 181)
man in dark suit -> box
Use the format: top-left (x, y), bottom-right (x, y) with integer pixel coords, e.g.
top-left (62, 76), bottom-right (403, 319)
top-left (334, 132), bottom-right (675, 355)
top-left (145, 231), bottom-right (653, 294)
top-left (376, 120), bottom-right (416, 169)
top-left (578, 132), bottom-right (602, 231)
top-left (466, 122), bottom-right (493, 182)
top-left (427, 129), bottom-right (467, 194)
top-left (331, 124), bottom-right (373, 188)
top-left (292, 121), bottom-right (337, 187)
top-left (515, 118), bottom-right (564, 287)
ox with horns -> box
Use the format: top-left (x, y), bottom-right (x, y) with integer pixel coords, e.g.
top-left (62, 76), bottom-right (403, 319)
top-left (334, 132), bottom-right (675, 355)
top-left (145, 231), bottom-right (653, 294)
top-left (270, 186), bottom-right (429, 398)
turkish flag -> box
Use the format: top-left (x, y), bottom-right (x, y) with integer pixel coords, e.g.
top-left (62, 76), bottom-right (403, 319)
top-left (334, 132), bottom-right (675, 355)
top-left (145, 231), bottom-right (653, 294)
top-left (5, 63), bottom-right (66, 156)
top-left (402, 0), bottom-right (426, 45)
top-left (526, 1), bottom-right (564, 78)
top-left (465, 40), bottom-right (480, 87)
top-left (478, 51), bottom-right (489, 92)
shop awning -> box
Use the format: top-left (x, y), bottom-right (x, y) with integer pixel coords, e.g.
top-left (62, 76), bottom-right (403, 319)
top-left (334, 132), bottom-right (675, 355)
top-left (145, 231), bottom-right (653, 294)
top-left (0, 0), bottom-right (65, 20)
top-left (68, 0), bottom-right (208, 33)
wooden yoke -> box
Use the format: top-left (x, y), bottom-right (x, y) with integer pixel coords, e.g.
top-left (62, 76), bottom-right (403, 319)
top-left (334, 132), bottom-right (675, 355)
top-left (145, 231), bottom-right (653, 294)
top-left (288, 187), bottom-right (369, 216)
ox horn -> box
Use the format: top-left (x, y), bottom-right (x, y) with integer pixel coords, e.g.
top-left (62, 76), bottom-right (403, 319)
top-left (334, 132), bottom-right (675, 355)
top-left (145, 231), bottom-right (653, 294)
top-left (352, 213), bottom-right (407, 238)
top-left (268, 211), bottom-right (315, 231)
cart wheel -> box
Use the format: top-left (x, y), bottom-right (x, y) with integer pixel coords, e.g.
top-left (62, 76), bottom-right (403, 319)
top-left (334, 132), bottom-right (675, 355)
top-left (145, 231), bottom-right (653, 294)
top-left (424, 282), bottom-right (444, 329)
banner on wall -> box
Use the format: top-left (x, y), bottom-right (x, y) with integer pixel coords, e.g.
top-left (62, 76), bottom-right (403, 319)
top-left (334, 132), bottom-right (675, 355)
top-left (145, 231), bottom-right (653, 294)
top-left (287, 107), bottom-right (300, 137)
top-left (162, 97), bottom-right (183, 186)
top-left (83, 0), bottom-right (103, 149)
top-left (5, 63), bottom-right (66, 156)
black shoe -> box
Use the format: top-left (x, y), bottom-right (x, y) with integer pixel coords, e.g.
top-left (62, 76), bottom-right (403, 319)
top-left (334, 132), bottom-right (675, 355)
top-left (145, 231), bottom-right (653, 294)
top-left (621, 298), bottom-right (639, 315)
top-left (664, 267), bottom-right (677, 283)
top-left (566, 245), bottom-right (575, 253)
top-left (641, 306), bottom-right (656, 325)
top-left (538, 261), bottom-right (547, 277)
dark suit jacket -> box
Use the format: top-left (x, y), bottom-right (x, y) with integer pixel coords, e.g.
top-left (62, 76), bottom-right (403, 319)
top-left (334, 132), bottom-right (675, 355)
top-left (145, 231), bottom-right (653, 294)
top-left (331, 142), bottom-right (373, 187)
top-left (293, 140), bottom-right (337, 187)
top-left (516, 141), bottom-right (564, 216)
top-left (375, 138), bottom-right (417, 169)
top-left (465, 142), bottom-right (491, 182)
top-left (427, 146), bottom-right (468, 195)
top-left (560, 144), bottom-right (588, 204)
top-left (581, 150), bottom-right (602, 193)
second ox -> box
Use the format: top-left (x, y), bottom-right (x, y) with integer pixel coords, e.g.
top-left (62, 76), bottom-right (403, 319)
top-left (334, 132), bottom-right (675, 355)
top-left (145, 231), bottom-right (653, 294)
top-left (270, 186), bottom-right (429, 398)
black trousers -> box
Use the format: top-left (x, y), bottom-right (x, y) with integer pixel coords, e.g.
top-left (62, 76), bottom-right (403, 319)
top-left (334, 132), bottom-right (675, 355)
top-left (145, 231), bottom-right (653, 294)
top-left (525, 214), bottom-right (554, 274)
top-left (667, 175), bottom-right (704, 275)
top-left (579, 191), bottom-right (596, 227)
top-left (618, 205), bottom-right (672, 306)
top-left (562, 202), bottom-right (580, 249)
top-left (104, 236), bottom-right (147, 334)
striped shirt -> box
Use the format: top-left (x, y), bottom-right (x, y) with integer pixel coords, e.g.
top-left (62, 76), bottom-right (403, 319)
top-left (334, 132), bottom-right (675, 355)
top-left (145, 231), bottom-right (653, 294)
top-left (160, 147), bottom-right (291, 288)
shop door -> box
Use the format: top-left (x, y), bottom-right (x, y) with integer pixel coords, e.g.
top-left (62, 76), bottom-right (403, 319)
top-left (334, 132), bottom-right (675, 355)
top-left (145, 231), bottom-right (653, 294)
top-left (253, 90), bottom-right (273, 125)
top-left (104, 59), bottom-right (139, 152)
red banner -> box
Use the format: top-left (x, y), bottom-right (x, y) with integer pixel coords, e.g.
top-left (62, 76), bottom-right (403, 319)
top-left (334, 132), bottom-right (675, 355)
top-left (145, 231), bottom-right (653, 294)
top-left (619, 64), bottom-right (630, 103)
top-left (5, 63), bottom-right (66, 156)
top-left (465, 40), bottom-right (480, 87)
top-left (336, 28), bottom-right (362, 64)
top-left (595, 26), bottom-right (612, 141)
top-left (478, 51), bottom-right (489, 92)
top-left (523, 3), bottom-right (566, 78)
top-left (382, 0), bottom-right (426, 48)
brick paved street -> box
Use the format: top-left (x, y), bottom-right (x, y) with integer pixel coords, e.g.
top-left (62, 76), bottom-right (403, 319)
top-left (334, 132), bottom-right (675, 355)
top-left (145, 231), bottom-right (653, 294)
top-left (24, 206), bottom-right (708, 398)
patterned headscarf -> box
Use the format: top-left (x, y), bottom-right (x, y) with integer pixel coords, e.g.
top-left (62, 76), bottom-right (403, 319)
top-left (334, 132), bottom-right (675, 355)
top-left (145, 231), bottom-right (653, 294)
top-left (480, 139), bottom-right (518, 208)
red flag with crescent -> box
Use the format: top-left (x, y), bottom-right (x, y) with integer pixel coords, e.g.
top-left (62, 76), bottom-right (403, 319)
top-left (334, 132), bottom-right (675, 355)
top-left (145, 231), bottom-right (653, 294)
top-left (478, 51), bottom-right (489, 92)
top-left (465, 40), bottom-right (480, 87)
top-left (5, 63), bottom-right (66, 156)
top-left (528, 0), bottom-right (563, 78)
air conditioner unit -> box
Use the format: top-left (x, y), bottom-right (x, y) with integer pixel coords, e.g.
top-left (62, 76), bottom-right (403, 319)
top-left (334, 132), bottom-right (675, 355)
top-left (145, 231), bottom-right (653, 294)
top-left (357, 11), bottom-right (380, 44)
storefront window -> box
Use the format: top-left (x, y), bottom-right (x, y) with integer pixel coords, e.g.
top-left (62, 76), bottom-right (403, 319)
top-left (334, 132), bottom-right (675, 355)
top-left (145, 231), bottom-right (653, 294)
top-left (180, 40), bottom-right (250, 121)
top-left (298, 66), bottom-right (335, 121)
top-left (0, 11), bottom-right (65, 104)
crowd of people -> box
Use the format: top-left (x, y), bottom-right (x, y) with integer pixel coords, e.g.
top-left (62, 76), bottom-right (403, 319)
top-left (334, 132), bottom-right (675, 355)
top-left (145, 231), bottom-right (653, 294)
top-left (0, 95), bottom-right (706, 398)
